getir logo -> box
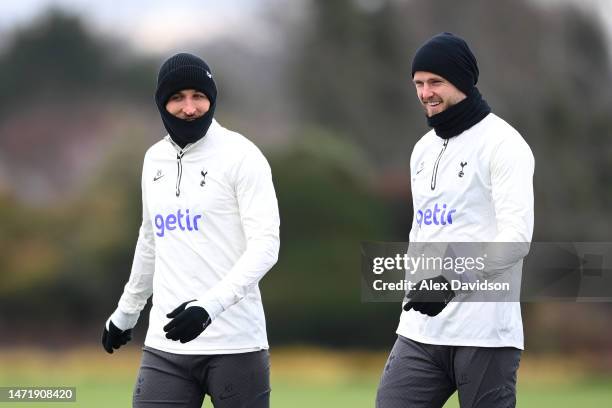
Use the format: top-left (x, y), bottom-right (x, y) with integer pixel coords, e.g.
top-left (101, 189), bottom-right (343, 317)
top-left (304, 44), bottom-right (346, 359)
top-left (416, 203), bottom-right (456, 226)
top-left (154, 209), bottom-right (202, 237)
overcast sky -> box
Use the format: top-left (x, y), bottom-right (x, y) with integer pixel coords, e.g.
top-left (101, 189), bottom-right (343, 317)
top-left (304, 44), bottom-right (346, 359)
top-left (0, 0), bottom-right (610, 55)
top-left (0, 0), bottom-right (291, 54)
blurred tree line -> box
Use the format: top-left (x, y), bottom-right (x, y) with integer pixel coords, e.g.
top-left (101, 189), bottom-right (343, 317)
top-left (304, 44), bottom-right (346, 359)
top-left (1, 0), bottom-right (612, 353)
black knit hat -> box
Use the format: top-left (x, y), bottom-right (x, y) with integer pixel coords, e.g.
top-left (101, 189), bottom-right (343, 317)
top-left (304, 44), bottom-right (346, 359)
top-left (155, 53), bottom-right (217, 106)
top-left (411, 32), bottom-right (479, 95)
top-left (154, 53), bottom-right (218, 148)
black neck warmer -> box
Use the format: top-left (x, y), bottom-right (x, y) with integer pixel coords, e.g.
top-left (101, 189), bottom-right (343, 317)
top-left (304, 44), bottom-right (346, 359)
top-left (427, 87), bottom-right (491, 139)
top-left (156, 101), bottom-right (216, 149)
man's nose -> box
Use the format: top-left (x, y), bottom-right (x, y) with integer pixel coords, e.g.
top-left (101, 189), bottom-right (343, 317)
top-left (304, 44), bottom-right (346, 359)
top-left (421, 84), bottom-right (434, 100)
top-left (182, 99), bottom-right (196, 115)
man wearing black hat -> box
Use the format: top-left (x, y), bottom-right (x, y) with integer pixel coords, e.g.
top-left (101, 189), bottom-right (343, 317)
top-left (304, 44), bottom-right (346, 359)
top-left (376, 33), bottom-right (534, 407)
top-left (101, 53), bottom-right (280, 408)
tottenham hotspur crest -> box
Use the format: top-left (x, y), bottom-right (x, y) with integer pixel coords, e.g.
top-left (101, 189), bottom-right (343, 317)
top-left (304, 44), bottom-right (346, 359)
top-left (458, 162), bottom-right (467, 178)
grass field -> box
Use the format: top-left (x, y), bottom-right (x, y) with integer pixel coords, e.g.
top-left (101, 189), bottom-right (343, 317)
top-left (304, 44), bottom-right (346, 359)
top-left (0, 347), bottom-right (611, 407)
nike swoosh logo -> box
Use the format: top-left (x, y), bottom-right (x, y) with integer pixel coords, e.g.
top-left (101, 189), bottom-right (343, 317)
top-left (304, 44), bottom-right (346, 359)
top-left (153, 174), bottom-right (165, 181)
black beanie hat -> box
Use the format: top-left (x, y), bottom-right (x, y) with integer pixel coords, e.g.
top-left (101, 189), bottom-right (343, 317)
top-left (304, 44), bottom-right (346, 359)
top-left (411, 32), bottom-right (479, 96)
top-left (155, 53), bottom-right (218, 148)
top-left (156, 53), bottom-right (217, 107)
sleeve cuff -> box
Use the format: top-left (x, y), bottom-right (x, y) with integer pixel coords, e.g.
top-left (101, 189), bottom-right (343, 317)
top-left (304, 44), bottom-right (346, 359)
top-left (441, 268), bottom-right (477, 296)
top-left (193, 298), bottom-right (224, 321)
top-left (109, 309), bottom-right (140, 331)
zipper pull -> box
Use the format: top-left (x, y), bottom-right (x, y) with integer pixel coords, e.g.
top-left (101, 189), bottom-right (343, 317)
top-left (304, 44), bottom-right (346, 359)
top-left (430, 139), bottom-right (449, 190)
top-left (176, 153), bottom-right (183, 197)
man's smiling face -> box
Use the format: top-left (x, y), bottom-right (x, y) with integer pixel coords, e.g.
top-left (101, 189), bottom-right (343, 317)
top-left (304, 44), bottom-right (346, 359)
top-left (413, 71), bottom-right (466, 117)
top-left (165, 89), bottom-right (210, 121)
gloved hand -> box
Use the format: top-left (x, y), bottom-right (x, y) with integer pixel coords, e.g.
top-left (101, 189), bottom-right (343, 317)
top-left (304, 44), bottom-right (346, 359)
top-left (102, 320), bottom-right (133, 354)
top-left (404, 275), bottom-right (455, 317)
top-left (164, 300), bottom-right (211, 343)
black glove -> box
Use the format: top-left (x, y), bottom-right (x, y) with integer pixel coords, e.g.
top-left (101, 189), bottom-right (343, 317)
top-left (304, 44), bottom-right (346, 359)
top-left (102, 320), bottom-right (132, 354)
top-left (163, 300), bottom-right (211, 343)
top-left (403, 275), bottom-right (455, 317)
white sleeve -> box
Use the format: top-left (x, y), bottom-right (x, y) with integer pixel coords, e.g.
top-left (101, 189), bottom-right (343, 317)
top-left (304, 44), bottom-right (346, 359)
top-left (110, 156), bottom-right (156, 330)
top-left (196, 147), bottom-right (280, 320)
top-left (484, 134), bottom-right (535, 276)
top-left (441, 134), bottom-right (534, 287)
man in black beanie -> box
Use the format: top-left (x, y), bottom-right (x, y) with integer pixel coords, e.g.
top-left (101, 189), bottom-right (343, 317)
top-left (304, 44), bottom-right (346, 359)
top-left (376, 33), bottom-right (534, 407)
top-left (102, 53), bottom-right (280, 408)
top-left (154, 53), bottom-right (218, 148)
top-left (411, 32), bottom-right (490, 139)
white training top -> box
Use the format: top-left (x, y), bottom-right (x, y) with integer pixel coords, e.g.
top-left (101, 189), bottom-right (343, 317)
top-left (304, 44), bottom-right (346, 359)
top-left (397, 113), bottom-right (534, 350)
top-left (112, 119), bottom-right (280, 354)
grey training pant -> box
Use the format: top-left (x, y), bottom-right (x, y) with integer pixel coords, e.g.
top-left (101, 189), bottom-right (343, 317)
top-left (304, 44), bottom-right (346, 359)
top-left (132, 346), bottom-right (270, 408)
top-left (376, 336), bottom-right (521, 408)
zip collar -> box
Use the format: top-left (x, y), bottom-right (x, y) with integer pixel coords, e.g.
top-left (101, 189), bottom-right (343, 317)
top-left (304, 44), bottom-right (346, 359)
top-left (164, 120), bottom-right (218, 197)
top-left (431, 138), bottom-right (449, 190)
top-left (164, 119), bottom-right (219, 155)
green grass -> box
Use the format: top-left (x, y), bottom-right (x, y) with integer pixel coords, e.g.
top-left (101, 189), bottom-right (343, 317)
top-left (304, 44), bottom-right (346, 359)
top-left (514, 380), bottom-right (612, 407)
top-left (2, 375), bottom-right (612, 408)
top-left (272, 379), bottom-right (377, 408)
top-left (0, 347), bottom-right (611, 407)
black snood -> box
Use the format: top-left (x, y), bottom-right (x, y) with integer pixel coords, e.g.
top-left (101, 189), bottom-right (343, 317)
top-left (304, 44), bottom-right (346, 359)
top-left (155, 53), bottom-right (218, 148)
top-left (427, 87), bottom-right (491, 139)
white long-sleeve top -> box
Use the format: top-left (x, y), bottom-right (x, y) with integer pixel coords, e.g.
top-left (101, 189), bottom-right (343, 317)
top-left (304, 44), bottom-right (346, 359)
top-left (114, 119), bottom-right (280, 354)
top-left (397, 113), bottom-right (534, 349)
